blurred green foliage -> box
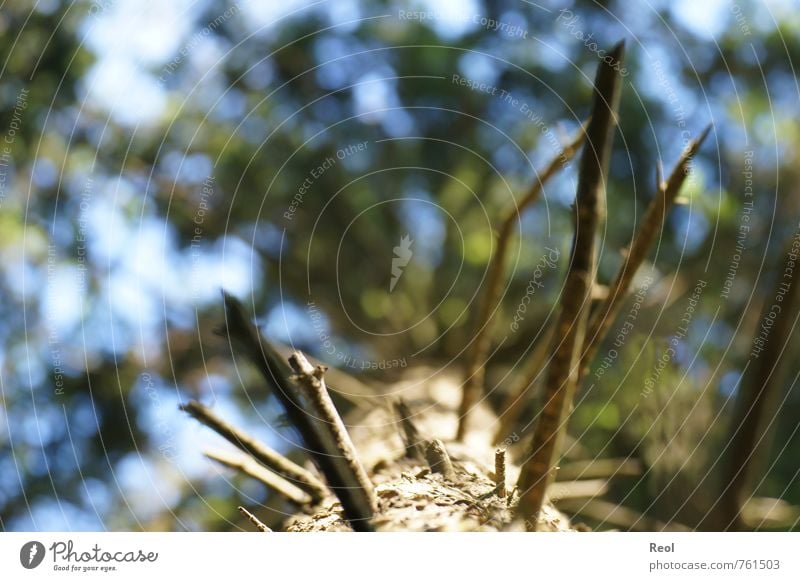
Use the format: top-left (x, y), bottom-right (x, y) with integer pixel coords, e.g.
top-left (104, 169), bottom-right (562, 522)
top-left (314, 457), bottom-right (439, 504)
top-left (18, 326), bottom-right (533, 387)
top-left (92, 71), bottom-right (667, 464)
top-left (0, 0), bottom-right (798, 530)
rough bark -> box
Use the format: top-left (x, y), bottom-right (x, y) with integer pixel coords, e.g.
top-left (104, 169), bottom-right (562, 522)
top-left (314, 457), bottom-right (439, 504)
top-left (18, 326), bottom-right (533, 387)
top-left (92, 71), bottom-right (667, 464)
top-left (285, 368), bottom-right (573, 532)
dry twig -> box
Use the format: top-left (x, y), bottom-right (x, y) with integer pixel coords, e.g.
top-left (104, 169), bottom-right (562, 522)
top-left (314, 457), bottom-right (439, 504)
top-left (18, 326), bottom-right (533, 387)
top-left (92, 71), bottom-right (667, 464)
top-left (180, 400), bottom-right (327, 502)
top-left (205, 449), bottom-right (311, 506)
top-left (457, 123), bottom-right (589, 440)
top-left (238, 506), bottom-right (272, 532)
top-left (516, 41), bottom-right (625, 530)
top-left (288, 351), bottom-right (376, 511)
top-left (578, 124), bottom-right (712, 383)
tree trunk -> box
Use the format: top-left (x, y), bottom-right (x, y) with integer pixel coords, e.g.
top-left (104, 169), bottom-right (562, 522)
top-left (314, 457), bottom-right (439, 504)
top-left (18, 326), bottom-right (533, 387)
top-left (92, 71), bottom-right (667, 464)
top-left (285, 367), bottom-right (572, 532)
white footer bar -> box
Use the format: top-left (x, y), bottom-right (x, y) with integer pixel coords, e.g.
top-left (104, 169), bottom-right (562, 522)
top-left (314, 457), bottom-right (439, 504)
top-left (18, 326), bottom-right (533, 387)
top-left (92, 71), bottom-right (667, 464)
top-left (1, 532), bottom-right (797, 580)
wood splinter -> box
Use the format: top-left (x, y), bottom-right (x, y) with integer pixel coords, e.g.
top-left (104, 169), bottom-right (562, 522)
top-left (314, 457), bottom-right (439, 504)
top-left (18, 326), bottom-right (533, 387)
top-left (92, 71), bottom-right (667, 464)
top-left (495, 449), bottom-right (507, 498)
top-left (238, 506), bottom-right (272, 532)
top-left (288, 351), bottom-right (377, 512)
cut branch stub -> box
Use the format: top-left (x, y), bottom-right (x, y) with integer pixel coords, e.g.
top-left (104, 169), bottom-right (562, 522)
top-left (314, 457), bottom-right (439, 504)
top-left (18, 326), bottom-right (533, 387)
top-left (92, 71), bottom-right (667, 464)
top-left (495, 449), bottom-right (507, 498)
top-left (425, 439), bottom-right (456, 480)
top-left (516, 41), bottom-right (626, 530)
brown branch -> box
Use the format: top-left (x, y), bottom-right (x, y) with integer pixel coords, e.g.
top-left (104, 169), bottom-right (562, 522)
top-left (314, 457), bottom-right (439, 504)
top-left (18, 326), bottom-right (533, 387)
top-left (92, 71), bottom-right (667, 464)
top-left (238, 506), bottom-right (272, 532)
top-left (457, 122), bottom-right (589, 440)
top-left (220, 292), bottom-right (374, 531)
top-left (288, 351), bottom-right (376, 512)
top-left (516, 41), bottom-right (625, 530)
top-left (578, 124), bottom-right (712, 383)
top-left (204, 449), bottom-right (311, 506)
top-left (180, 400), bottom-right (327, 503)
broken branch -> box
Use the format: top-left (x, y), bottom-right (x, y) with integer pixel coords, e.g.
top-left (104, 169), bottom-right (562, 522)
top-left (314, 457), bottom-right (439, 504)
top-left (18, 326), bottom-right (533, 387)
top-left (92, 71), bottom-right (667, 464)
top-left (288, 351), bottom-right (377, 512)
top-left (425, 439), bottom-right (456, 479)
top-left (495, 449), bottom-right (507, 498)
top-left (238, 506), bottom-right (272, 532)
